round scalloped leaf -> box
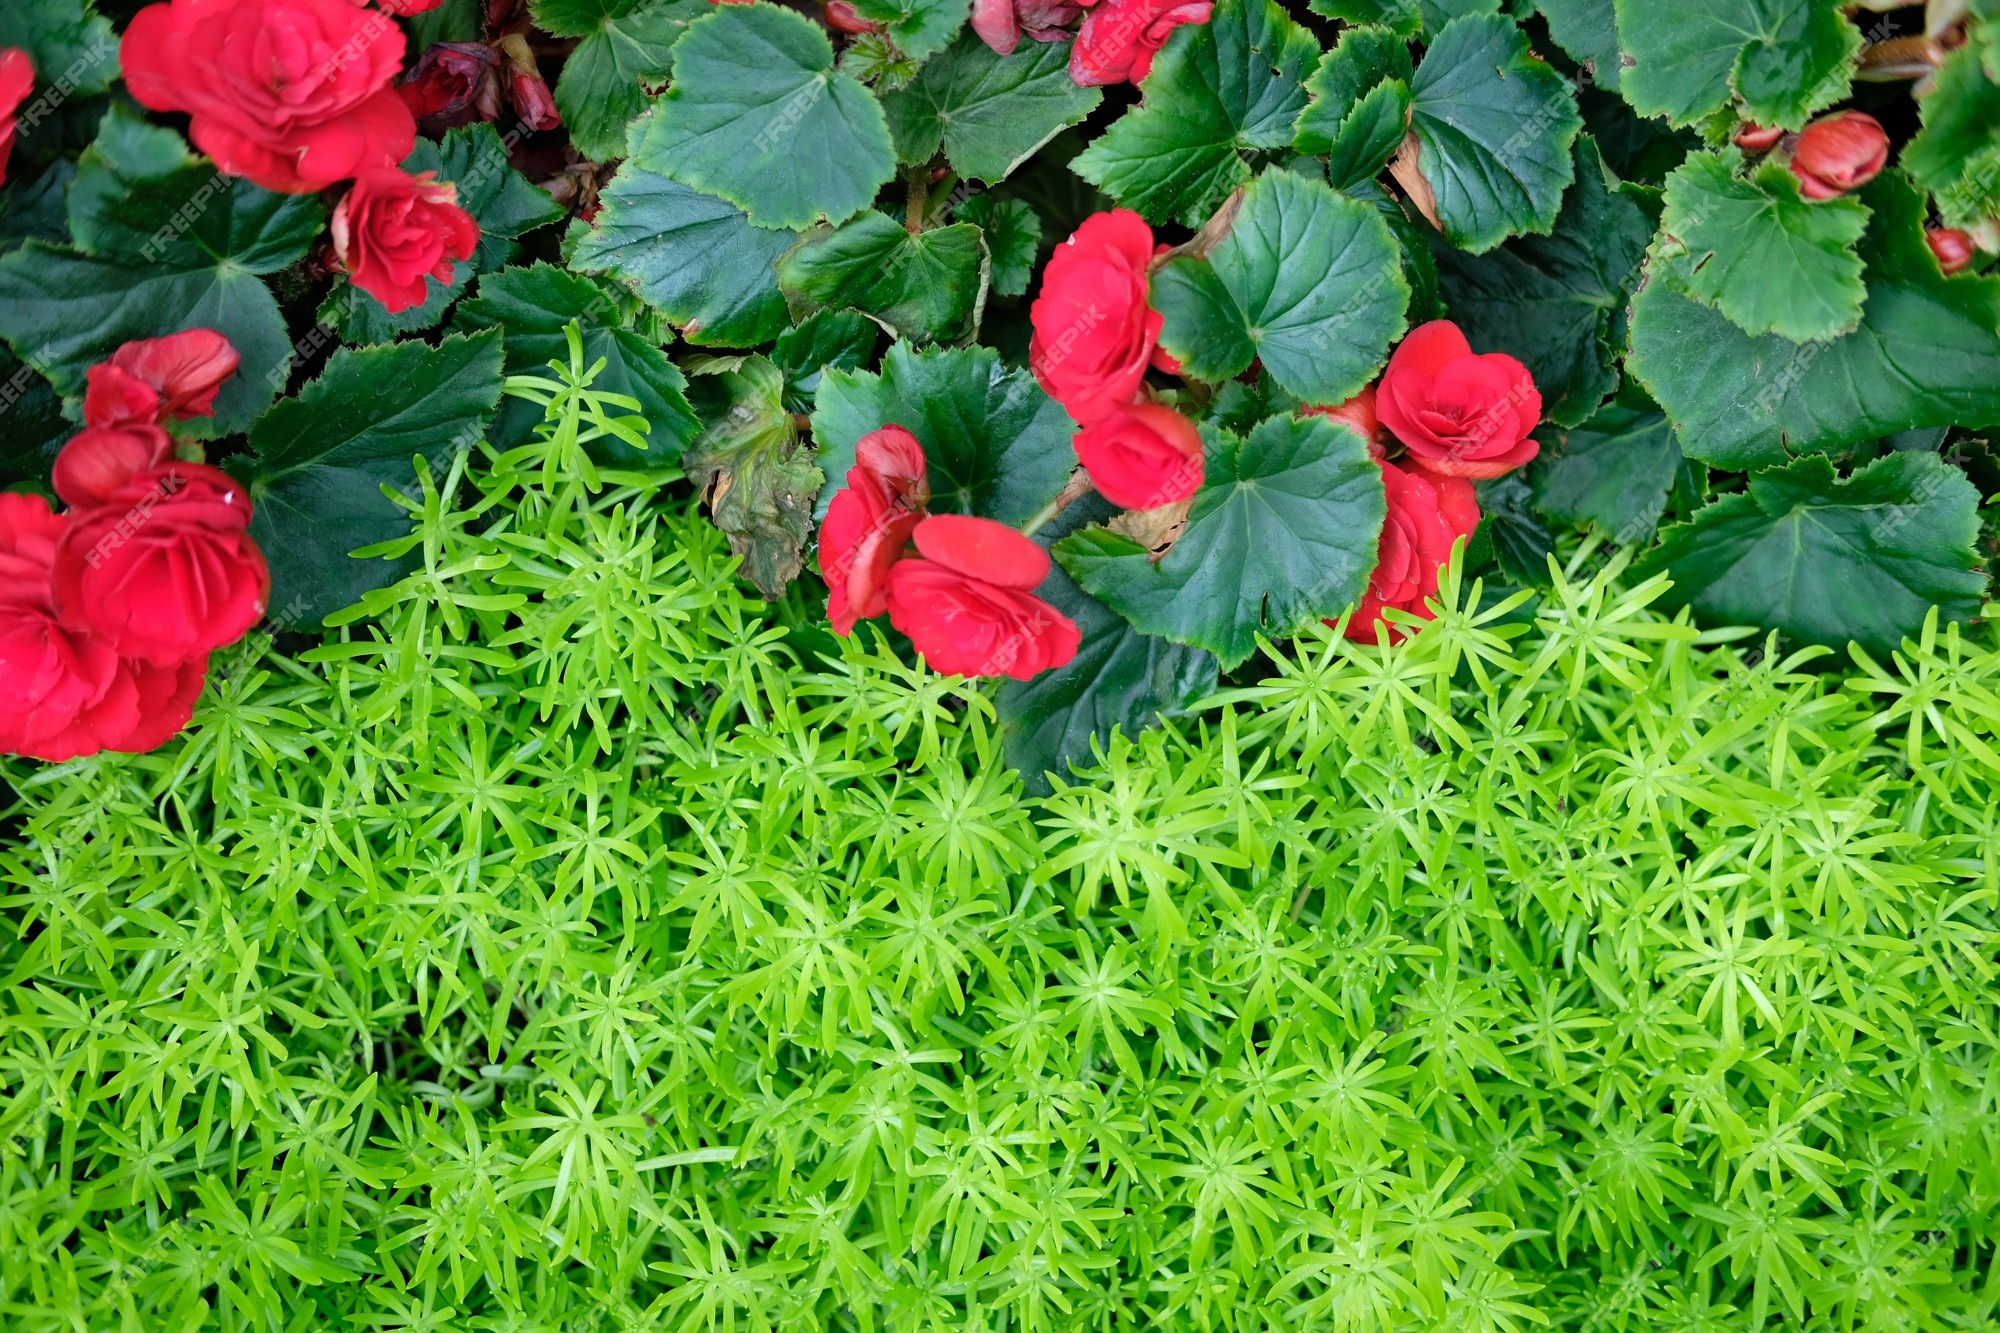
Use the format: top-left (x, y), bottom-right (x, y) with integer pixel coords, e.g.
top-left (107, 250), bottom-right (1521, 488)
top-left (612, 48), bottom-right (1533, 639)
top-left (1152, 167), bottom-right (1409, 406)
top-left (1054, 414), bottom-right (1385, 670)
top-left (0, 0), bottom-right (119, 100)
top-left (880, 34), bottom-right (1101, 184)
top-left (772, 310), bottom-right (879, 411)
top-left (1406, 14), bottom-right (1582, 254)
top-left (568, 164), bottom-right (797, 347)
top-left (1433, 137), bottom-right (1651, 428)
top-left (810, 341), bottom-right (1075, 525)
top-left (1655, 147), bottom-right (1867, 344)
top-left (1612, 0), bottom-right (1859, 130)
top-left (1634, 452), bottom-right (1986, 653)
top-left (1306, 0), bottom-right (1419, 33)
top-left (643, 2), bottom-right (896, 230)
top-left (778, 213), bottom-right (989, 346)
top-left (1069, 0), bottom-right (1320, 227)
top-left (1627, 171), bottom-right (2000, 470)
top-left (1305, 0), bottom-right (1495, 35)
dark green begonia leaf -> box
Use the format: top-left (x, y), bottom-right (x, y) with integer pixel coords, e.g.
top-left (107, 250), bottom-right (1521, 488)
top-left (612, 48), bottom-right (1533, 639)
top-left (1305, 0), bottom-right (1496, 36)
top-left (880, 34), bottom-right (1100, 184)
top-left (1153, 167), bottom-right (1408, 406)
top-left (956, 195), bottom-right (1041, 297)
top-left (1405, 14), bottom-right (1582, 254)
top-left (1635, 451), bottom-right (1986, 653)
top-left (569, 160), bottom-right (798, 347)
top-left (1611, 0), bottom-right (1858, 130)
top-left (1627, 172), bottom-right (2000, 470)
top-left (1535, 0), bottom-right (1623, 91)
top-left (811, 341), bottom-right (1074, 525)
top-left (999, 497), bottom-right (1218, 795)
top-left (454, 263), bottom-right (700, 463)
top-left (0, 109), bottom-right (322, 437)
top-left (1293, 26), bottom-right (1414, 190)
top-left (0, 346), bottom-right (69, 488)
top-left (1902, 30), bottom-right (2000, 229)
top-left (1529, 391), bottom-right (1691, 544)
top-left (1471, 472), bottom-right (1556, 586)
top-left (1655, 147), bottom-right (1867, 344)
top-left (641, 3), bottom-right (896, 230)
top-left (773, 310), bottom-right (879, 412)
top-left (535, 0), bottom-right (704, 162)
top-left (777, 212), bottom-right (988, 345)
top-left (1307, 0), bottom-right (1419, 33)
top-left (1070, 0), bottom-right (1320, 227)
top-left (0, 0), bottom-right (119, 100)
top-left (1433, 137), bottom-right (1652, 428)
top-left (1055, 414), bottom-right (1385, 670)
top-left (240, 332), bottom-right (506, 624)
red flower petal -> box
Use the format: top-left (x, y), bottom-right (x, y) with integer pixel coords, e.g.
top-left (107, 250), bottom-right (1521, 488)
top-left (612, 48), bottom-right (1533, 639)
top-left (909, 514), bottom-right (1050, 591)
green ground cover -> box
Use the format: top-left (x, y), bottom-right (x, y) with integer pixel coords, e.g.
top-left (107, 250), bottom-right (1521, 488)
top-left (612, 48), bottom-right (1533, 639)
top-left (3, 409), bottom-right (1999, 1331)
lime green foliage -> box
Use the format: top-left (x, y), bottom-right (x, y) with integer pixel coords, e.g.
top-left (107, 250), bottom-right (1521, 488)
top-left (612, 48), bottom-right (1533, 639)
top-left (5, 374), bottom-right (2000, 1328)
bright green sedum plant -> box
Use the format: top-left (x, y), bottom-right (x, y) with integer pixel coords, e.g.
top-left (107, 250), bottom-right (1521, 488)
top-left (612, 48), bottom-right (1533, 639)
top-left (3, 355), bottom-right (1999, 1330)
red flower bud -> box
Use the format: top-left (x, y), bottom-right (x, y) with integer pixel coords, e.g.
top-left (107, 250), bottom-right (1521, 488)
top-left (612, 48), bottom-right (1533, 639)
top-left (824, 1), bottom-right (881, 33)
top-left (0, 48), bottom-right (33, 189)
top-left (1071, 400), bottom-right (1203, 510)
top-left (1732, 122), bottom-right (1784, 153)
top-left (509, 67), bottom-right (560, 131)
top-left (1927, 227), bottom-right (1976, 275)
top-left (1789, 111), bottom-right (1889, 201)
top-left (496, 34), bottom-right (560, 132)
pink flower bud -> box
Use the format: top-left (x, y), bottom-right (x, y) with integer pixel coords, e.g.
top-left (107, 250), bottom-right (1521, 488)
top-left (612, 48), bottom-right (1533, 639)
top-left (1927, 227), bottom-right (1976, 275)
top-left (1732, 122), bottom-right (1784, 153)
top-left (824, 1), bottom-right (881, 32)
top-left (1789, 111), bottom-right (1889, 201)
top-left (496, 34), bottom-right (560, 132)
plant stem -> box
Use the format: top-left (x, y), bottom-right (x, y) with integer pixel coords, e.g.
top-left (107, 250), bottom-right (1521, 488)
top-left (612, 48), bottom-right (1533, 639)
top-left (905, 167), bottom-right (929, 234)
top-left (1019, 469), bottom-right (1095, 537)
